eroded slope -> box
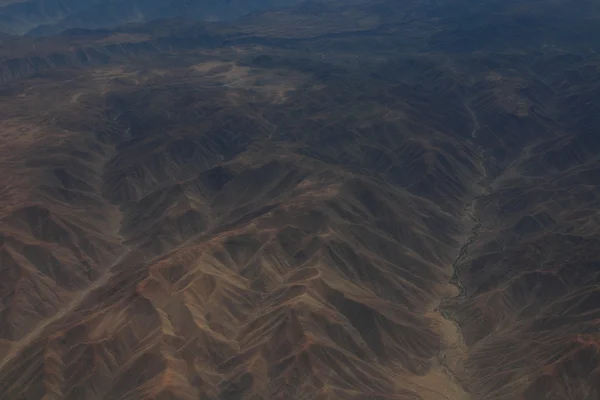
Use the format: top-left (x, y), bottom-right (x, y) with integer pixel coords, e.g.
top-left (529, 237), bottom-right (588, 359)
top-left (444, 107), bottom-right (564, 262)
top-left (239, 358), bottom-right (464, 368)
top-left (0, 0), bottom-right (600, 399)
top-left (0, 43), bottom-right (479, 399)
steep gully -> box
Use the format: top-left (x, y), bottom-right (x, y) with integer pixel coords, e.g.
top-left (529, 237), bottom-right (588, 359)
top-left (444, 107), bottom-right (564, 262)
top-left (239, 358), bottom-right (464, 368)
top-left (449, 103), bottom-right (493, 295)
top-left (0, 249), bottom-right (129, 373)
top-left (434, 101), bottom-right (494, 395)
top-left (0, 140), bottom-right (129, 374)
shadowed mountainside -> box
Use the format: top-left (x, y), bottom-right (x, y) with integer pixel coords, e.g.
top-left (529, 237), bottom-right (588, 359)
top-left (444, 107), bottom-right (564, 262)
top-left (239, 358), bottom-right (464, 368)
top-left (0, 0), bottom-right (600, 399)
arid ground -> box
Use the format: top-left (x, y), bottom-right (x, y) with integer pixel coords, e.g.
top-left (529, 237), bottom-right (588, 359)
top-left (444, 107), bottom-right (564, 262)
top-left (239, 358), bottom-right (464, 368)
top-left (0, 0), bottom-right (600, 399)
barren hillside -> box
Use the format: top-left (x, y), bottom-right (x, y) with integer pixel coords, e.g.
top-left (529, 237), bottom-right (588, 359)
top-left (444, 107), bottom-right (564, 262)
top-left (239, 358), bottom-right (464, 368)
top-left (0, 0), bottom-right (599, 399)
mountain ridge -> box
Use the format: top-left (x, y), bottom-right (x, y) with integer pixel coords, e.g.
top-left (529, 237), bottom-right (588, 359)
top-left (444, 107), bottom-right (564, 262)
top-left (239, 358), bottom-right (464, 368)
top-left (0, 0), bottom-right (599, 399)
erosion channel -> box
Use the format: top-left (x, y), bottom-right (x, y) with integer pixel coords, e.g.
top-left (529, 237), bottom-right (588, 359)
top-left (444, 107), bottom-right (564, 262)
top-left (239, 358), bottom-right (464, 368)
top-left (435, 102), bottom-right (494, 396)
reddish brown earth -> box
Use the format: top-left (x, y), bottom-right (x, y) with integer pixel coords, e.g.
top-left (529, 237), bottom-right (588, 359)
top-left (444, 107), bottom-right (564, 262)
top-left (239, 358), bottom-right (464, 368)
top-left (0, 0), bottom-right (599, 399)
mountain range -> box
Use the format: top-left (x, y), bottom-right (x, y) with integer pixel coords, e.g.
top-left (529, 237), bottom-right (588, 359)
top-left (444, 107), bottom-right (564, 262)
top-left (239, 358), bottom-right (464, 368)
top-left (0, 0), bottom-right (599, 399)
top-left (0, 0), bottom-right (302, 35)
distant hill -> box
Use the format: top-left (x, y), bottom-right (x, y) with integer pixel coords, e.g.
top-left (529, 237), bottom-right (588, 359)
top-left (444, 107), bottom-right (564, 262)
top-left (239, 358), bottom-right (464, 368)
top-left (0, 0), bottom-right (302, 35)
